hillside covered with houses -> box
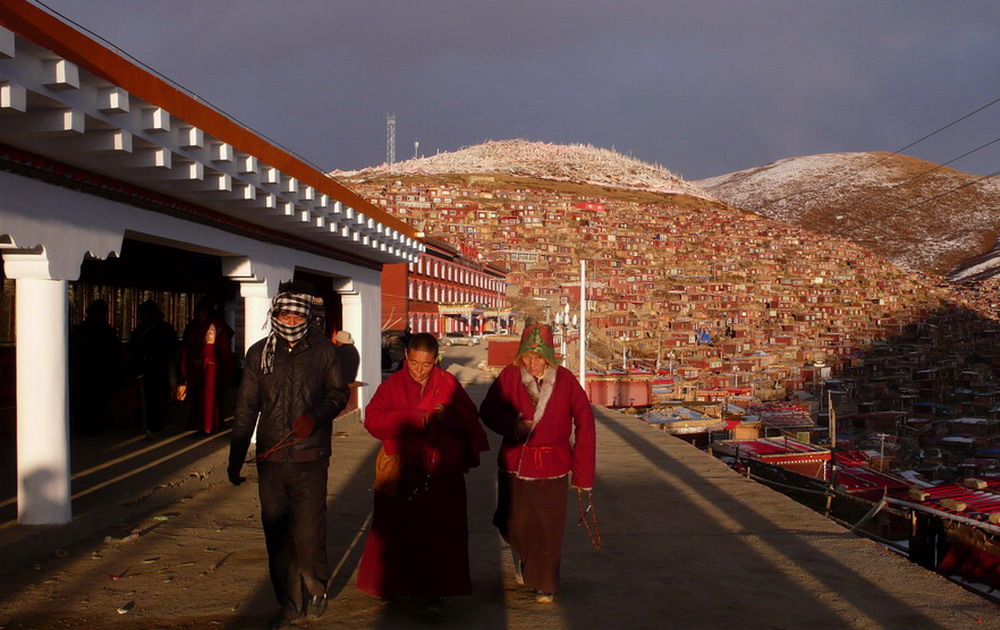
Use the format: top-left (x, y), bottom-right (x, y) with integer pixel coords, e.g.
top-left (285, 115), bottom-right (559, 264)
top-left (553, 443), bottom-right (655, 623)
top-left (338, 139), bottom-right (1000, 474)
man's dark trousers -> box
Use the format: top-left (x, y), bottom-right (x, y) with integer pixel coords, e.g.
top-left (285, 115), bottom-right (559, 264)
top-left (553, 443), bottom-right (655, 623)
top-left (258, 460), bottom-right (329, 618)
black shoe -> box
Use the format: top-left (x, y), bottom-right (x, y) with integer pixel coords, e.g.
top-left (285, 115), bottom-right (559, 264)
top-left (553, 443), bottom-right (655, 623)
top-left (421, 597), bottom-right (444, 622)
top-left (305, 594), bottom-right (328, 620)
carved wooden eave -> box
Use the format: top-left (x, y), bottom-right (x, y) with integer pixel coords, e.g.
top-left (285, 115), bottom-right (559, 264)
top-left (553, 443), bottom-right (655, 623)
top-left (0, 0), bottom-right (423, 267)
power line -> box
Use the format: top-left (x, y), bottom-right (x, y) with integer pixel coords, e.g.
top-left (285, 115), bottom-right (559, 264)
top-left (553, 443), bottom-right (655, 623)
top-left (799, 133), bottom-right (1000, 232)
top-left (837, 165), bottom-right (1000, 239)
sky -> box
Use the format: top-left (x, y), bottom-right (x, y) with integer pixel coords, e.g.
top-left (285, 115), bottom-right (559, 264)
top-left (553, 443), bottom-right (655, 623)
top-left (32, 0), bottom-right (1000, 181)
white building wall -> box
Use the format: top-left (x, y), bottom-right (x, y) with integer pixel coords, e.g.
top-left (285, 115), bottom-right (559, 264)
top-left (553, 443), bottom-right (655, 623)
top-left (336, 267), bottom-right (381, 414)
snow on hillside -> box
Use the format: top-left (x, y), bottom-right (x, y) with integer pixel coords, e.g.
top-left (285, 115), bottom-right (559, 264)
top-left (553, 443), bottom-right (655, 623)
top-left (696, 153), bottom-right (899, 222)
top-left (949, 253), bottom-right (1000, 282)
top-left (697, 152), bottom-right (1000, 276)
top-left (334, 139), bottom-right (712, 199)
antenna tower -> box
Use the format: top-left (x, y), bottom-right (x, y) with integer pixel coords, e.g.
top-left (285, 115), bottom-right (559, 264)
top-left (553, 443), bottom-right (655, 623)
top-left (386, 113), bottom-right (396, 166)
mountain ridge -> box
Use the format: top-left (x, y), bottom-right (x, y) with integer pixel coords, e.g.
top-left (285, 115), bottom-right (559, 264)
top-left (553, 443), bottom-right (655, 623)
top-left (695, 152), bottom-right (1000, 276)
top-left (337, 141), bottom-right (1000, 279)
top-left (334, 142), bottom-right (1000, 369)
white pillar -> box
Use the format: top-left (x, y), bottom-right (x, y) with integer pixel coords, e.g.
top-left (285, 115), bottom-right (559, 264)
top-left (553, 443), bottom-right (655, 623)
top-left (239, 281), bottom-right (271, 447)
top-left (240, 281), bottom-right (271, 352)
top-left (340, 291), bottom-right (365, 404)
top-left (15, 277), bottom-right (72, 524)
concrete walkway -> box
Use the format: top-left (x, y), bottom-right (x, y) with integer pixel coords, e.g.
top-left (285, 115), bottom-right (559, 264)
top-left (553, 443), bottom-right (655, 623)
top-left (0, 347), bottom-right (997, 629)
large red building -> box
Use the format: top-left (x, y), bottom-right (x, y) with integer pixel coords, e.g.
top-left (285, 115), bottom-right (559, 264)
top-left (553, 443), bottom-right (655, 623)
top-left (382, 238), bottom-right (508, 336)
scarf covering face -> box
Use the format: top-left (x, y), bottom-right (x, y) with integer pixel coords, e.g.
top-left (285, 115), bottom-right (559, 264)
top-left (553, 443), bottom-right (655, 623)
top-left (261, 292), bottom-right (314, 375)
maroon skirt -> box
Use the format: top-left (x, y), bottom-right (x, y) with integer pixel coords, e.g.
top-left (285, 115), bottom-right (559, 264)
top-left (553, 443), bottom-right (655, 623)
top-left (493, 472), bottom-right (568, 594)
top-left (357, 472), bottom-right (472, 598)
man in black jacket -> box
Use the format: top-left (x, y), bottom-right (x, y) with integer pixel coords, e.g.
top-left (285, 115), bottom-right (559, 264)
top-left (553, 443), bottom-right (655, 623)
top-left (228, 281), bottom-right (349, 629)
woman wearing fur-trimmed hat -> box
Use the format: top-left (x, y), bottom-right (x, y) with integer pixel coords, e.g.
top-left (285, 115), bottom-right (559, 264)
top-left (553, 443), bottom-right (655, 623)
top-left (479, 322), bottom-right (596, 604)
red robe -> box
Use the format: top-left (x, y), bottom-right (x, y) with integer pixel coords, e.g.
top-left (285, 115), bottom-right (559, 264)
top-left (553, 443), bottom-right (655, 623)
top-left (356, 365), bottom-right (489, 598)
top-left (480, 364), bottom-right (597, 594)
top-left (181, 317), bottom-right (234, 433)
top-left (480, 364), bottom-right (596, 488)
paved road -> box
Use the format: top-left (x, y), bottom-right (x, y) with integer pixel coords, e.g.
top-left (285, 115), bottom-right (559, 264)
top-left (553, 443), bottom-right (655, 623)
top-left (0, 344), bottom-right (997, 629)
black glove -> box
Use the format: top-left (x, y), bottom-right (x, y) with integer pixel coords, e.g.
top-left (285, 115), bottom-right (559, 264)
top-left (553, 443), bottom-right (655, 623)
top-left (227, 461), bottom-right (245, 486)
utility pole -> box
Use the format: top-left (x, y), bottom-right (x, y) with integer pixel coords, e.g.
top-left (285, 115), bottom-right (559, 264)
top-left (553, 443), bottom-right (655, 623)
top-left (826, 389), bottom-right (838, 518)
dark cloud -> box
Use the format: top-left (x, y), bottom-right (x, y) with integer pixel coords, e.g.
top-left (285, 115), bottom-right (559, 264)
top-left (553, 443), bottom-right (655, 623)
top-left (37, 0), bottom-right (1000, 179)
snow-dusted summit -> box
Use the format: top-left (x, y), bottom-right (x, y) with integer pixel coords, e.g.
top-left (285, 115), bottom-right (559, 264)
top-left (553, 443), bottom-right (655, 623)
top-left (333, 139), bottom-right (711, 199)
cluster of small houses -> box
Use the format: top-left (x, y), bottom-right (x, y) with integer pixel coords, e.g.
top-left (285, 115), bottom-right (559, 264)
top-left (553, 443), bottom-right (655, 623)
top-left (352, 174), bottom-right (997, 398)
top-left (351, 174), bottom-right (1000, 594)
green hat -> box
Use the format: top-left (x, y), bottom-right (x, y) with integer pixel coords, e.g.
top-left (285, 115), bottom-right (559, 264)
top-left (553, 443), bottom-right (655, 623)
top-left (515, 322), bottom-right (558, 366)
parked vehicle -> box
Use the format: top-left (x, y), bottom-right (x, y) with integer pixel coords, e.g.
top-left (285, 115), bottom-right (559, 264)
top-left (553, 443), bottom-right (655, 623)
top-left (439, 331), bottom-right (477, 346)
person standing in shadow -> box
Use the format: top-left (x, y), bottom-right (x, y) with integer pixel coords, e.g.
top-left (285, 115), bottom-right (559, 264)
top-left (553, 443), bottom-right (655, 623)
top-left (356, 332), bottom-right (489, 619)
top-left (69, 299), bottom-right (123, 436)
top-left (180, 297), bottom-right (234, 434)
top-left (332, 330), bottom-right (360, 385)
top-left (129, 300), bottom-right (178, 435)
top-left (395, 326), bottom-right (413, 371)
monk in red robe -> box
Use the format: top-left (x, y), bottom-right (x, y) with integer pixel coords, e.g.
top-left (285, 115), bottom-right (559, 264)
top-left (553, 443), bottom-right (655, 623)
top-left (356, 332), bottom-right (489, 612)
top-left (180, 297), bottom-right (234, 434)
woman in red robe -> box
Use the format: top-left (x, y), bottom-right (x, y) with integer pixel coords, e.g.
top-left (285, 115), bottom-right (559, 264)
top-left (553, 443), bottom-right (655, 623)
top-left (356, 332), bottom-right (489, 610)
top-left (479, 322), bottom-right (596, 603)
